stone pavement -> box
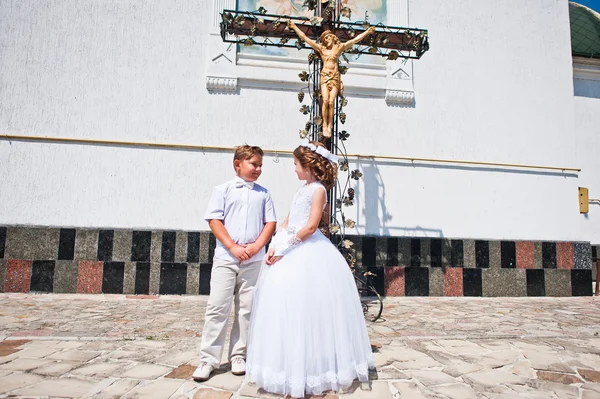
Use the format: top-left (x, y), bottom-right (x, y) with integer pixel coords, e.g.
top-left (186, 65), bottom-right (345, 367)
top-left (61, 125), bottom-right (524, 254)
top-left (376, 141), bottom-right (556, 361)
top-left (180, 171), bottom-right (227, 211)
top-left (1, 294), bottom-right (600, 399)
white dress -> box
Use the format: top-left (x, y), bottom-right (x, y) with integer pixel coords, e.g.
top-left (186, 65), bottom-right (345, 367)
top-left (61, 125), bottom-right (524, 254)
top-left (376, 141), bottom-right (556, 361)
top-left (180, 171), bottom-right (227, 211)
top-left (246, 182), bottom-right (374, 398)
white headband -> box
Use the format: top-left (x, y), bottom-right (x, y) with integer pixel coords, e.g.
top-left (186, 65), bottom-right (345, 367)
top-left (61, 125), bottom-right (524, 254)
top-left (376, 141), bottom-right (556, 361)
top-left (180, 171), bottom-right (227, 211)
top-left (299, 141), bottom-right (340, 164)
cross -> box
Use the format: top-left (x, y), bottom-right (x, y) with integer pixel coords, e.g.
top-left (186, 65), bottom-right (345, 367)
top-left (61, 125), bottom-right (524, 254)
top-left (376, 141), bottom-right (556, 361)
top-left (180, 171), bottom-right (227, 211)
top-left (218, 0), bottom-right (429, 245)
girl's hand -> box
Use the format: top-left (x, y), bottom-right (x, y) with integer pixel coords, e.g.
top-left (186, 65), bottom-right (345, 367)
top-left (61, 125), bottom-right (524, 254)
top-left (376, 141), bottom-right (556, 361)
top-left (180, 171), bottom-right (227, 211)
top-left (265, 247), bottom-right (275, 264)
top-left (265, 248), bottom-right (282, 265)
top-left (266, 255), bottom-right (282, 266)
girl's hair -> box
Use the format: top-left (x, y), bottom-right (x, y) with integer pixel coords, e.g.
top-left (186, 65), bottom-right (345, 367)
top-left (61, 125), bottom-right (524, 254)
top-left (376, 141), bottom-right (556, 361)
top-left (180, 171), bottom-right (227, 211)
top-left (293, 141), bottom-right (337, 189)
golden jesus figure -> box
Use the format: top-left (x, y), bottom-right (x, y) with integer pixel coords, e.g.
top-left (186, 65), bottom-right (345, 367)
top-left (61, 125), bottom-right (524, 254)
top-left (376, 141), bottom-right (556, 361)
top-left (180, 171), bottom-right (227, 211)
top-left (287, 20), bottom-right (376, 138)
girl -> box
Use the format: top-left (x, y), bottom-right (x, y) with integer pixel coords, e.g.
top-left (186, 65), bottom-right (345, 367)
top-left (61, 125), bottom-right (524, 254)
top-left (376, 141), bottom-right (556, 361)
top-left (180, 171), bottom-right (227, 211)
top-left (246, 141), bottom-right (373, 398)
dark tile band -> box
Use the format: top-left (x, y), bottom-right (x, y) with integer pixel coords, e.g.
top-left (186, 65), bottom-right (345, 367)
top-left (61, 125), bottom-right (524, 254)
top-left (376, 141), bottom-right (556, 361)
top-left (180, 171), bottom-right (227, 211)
top-left (0, 226), bottom-right (594, 297)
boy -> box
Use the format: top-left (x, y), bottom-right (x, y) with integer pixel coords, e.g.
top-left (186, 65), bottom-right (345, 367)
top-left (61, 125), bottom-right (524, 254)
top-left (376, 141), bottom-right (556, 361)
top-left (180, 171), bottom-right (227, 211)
top-left (193, 145), bottom-right (277, 381)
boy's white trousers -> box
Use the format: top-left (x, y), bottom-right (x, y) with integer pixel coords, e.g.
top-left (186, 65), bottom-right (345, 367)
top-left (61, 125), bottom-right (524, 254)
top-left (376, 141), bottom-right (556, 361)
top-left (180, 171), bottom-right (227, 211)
top-left (199, 258), bottom-right (262, 367)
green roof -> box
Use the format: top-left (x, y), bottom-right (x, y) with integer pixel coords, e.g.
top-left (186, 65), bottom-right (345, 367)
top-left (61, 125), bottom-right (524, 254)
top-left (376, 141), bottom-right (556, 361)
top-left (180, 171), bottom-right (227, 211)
top-left (569, 2), bottom-right (600, 59)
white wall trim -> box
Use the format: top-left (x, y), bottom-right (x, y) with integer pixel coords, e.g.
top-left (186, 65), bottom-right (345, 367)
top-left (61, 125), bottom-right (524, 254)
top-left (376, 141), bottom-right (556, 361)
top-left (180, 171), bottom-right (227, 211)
top-left (385, 89), bottom-right (415, 104)
top-left (206, 76), bottom-right (238, 92)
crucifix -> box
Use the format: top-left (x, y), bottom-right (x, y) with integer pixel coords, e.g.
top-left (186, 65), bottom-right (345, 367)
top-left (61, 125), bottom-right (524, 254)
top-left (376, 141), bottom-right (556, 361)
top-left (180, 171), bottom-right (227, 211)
top-left (219, 0), bottom-right (428, 140)
top-left (218, 0), bottom-right (429, 246)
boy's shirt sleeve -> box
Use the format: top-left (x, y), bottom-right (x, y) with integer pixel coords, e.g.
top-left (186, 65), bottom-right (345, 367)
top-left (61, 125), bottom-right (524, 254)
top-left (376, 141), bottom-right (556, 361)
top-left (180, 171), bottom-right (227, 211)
top-left (205, 186), bottom-right (225, 221)
top-left (264, 191), bottom-right (277, 223)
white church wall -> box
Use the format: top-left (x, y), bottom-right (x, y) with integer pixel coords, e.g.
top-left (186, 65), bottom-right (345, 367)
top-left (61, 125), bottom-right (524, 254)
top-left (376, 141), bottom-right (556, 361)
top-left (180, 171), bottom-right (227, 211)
top-left (574, 59), bottom-right (600, 244)
top-left (0, 0), bottom-right (594, 242)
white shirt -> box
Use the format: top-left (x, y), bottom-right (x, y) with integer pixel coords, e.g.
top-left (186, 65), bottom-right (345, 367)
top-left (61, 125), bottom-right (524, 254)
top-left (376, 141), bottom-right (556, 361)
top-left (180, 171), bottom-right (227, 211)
top-left (204, 176), bottom-right (277, 264)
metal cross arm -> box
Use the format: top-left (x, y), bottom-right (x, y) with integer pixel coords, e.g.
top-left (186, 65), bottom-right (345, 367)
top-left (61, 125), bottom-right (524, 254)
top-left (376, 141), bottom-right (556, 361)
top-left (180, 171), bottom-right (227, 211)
top-left (220, 9), bottom-right (429, 59)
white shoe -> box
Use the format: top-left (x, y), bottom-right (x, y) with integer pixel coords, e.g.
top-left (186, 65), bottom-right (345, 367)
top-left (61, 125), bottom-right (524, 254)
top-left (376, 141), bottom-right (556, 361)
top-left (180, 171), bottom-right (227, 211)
top-left (231, 356), bottom-right (246, 376)
top-left (192, 362), bottom-right (214, 382)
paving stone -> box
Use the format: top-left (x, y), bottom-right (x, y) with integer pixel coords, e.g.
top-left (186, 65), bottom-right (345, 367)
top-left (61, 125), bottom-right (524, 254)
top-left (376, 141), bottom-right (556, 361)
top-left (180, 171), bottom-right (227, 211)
top-left (70, 362), bottom-right (124, 377)
top-left (202, 370), bottom-right (245, 391)
top-left (82, 377), bottom-right (120, 398)
top-left (107, 349), bottom-right (143, 359)
top-left (16, 347), bottom-right (61, 358)
top-left (177, 380), bottom-right (203, 396)
top-left (32, 361), bottom-right (80, 376)
top-left (475, 350), bottom-right (521, 368)
top-left (12, 377), bottom-right (98, 397)
top-left (506, 360), bottom-right (535, 378)
top-left (122, 378), bottom-right (184, 398)
top-left (462, 369), bottom-right (529, 387)
top-left (89, 378), bottom-right (141, 399)
top-left (127, 339), bottom-right (170, 349)
top-left (504, 383), bottom-right (558, 398)
top-left (404, 370), bottom-right (457, 386)
top-left (477, 340), bottom-right (515, 351)
top-left (49, 341), bottom-right (86, 349)
top-left (80, 341), bottom-right (124, 351)
top-left (537, 370), bottom-right (584, 384)
top-left (2, 357), bottom-right (54, 371)
top-left (1, 295), bottom-right (600, 399)
top-left (165, 364), bottom-right (196, 379)
top-left (341, 381), bottom-right (392, 399)
top-left (434, 340), bottom-right (486, 355)
top-left (0, 372), bottom-right (45, 394)
top-left (193, 388), bottom-right (234, 399)
top-left (155, 350), bottom-right (198, 366)
top-left (486, 389), bottom-right (550, 399)
top-left (582, 390), bottom-right (600, 399)
top-left (390, 381), bottom-right (428, 399)
top-left (372, 352), bottom-right (391, 369)
top-left (0, 353), bottom-right (18, 365)
top-left (522, 351), bottom-right (574, 373)
top-left (442, 363), bottom-right (483, 377)
top-left (372, 366), bottom-right (408, 380)
top-left (527, 380), bottom-right (579, 398)
top-left (48, 349), bottom-right (101, 362)
top-left (575, 354), bottom-right (600, 370)
top-left (240, 381), bottom-right (295, 398)
top-left (429, 383), bottom-right (477, 399)
top-left (425, 350), bottom-right (466, 366)
top-left (122, 363), bottom-right (173, 379)
top-left (382, 346), bottom-right (427, 363)
top-left (580, 368), bottom-right (600, 383)
top-left (582, 383), bottom-right (600, 393)
top-left (392, 357), bottom-right (443, 370)
top-left (512, 341), bottom-right (557, 353)
top-left (0, 339), bottom-right (30, 353)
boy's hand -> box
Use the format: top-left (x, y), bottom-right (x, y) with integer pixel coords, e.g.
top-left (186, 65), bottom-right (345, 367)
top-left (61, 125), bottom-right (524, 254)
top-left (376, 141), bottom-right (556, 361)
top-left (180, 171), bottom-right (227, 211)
top-left (244, 243), bottom-right (260, 258)
top-left (230, 244), bottom-right (250, 262)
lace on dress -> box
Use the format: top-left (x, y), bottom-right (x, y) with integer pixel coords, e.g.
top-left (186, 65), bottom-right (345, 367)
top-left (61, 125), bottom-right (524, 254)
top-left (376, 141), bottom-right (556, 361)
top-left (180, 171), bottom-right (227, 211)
top-left (271, 182), bottom-right (327, 256)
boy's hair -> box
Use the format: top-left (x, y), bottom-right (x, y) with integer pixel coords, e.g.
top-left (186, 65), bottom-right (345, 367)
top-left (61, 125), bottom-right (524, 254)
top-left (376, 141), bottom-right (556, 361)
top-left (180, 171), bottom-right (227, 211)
top-left (233, 145), bottom-right (264, 163)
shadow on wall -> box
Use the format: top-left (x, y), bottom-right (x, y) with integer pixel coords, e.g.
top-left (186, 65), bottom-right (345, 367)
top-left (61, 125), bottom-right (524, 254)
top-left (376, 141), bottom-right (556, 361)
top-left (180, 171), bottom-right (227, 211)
top-left (358, 161), bottom-right (444, 237)
top-left (351, 156), bottom-right (576, 236)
